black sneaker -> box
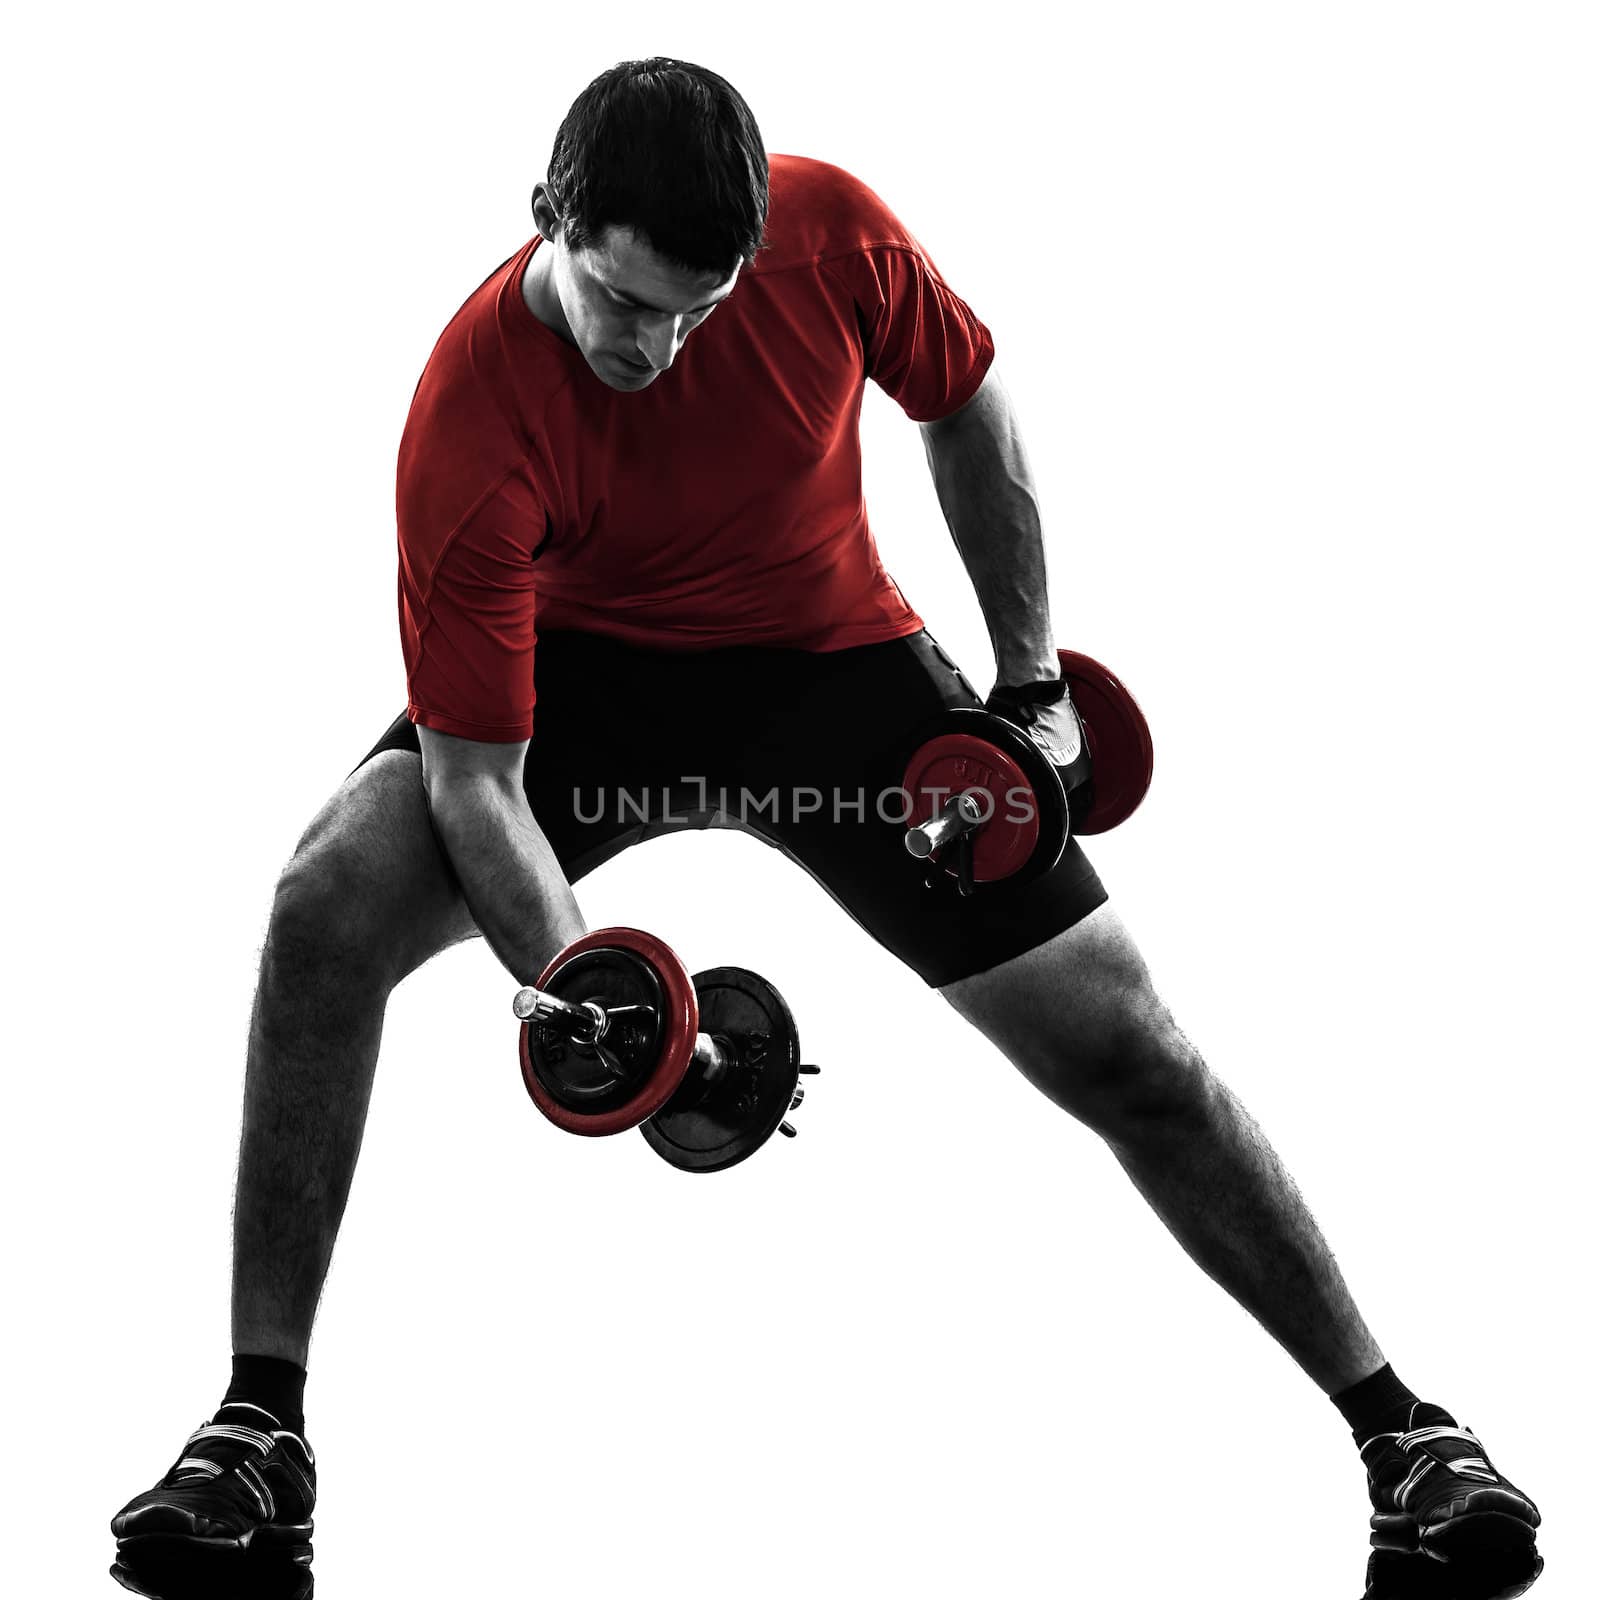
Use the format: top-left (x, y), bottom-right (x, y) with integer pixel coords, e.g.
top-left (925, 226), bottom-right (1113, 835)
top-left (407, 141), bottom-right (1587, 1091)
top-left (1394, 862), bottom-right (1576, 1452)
top-left (1362, 1547), bottom-right (1462, 1599)
top-left (112, 1404), bottom-right (316, 1554)
top-left (1361, 1402), bottom-right (1541, 1598)
top-left (110, 1548), bottom-right (312, 1599)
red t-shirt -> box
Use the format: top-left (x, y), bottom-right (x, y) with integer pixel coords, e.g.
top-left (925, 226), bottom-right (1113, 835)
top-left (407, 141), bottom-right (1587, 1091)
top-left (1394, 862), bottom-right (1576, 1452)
top-left (396, 153), bottom-right (995, 741)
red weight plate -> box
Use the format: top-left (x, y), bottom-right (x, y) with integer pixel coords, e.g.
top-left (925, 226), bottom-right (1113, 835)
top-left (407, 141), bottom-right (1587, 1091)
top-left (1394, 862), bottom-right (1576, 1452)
top-left (1057, 649), bottom-right (1154, 834)
top-left (519, 926), bottom-right (698, 1136)
top-left (902, 731), bottom-right (1042, 882)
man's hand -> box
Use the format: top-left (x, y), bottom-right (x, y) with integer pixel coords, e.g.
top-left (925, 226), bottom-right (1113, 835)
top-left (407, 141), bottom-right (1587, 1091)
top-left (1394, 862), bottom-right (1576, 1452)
top-left (986, 674), bottom-right (1090, 788)
top-left (1011, 693), bottom-right (1085, 767)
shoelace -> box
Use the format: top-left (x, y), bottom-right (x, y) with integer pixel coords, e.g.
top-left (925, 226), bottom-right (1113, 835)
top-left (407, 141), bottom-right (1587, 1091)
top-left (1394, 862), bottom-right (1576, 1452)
top-left (1390, 1423), bottom-right (1499, 1509)
top-left (1397, 1423), bottom-right (1483, 1453)
top-left (174, 1421), bottom-right (273, 1477)
top-left (171, 1423), bottom-right (310, 1523)
top-left (186, 1421), bottom-right (276, 1453)
top-left (173, 1422), bottom-right (314, 1478)
top-left (168, 1422), bottom-right (274, 1518)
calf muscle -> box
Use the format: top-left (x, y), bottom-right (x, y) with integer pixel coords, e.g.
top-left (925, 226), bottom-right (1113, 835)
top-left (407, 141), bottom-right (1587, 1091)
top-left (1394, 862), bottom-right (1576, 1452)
top-left (943, 909), bottom-right (1385, 1393)
top-left (230, 752), bottom-right (478, 1365)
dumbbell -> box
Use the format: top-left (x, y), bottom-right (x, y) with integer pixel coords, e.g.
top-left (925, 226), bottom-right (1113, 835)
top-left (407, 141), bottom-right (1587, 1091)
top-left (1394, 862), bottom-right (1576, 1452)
top-left (514, 926), bottom-right (819, 1173)
top-left (903, 648), bottom-right (1155, 894)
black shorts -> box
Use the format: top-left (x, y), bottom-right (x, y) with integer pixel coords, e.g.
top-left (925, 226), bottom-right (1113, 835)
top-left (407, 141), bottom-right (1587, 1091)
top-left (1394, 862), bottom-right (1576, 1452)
top-left (356, 629), bottom-right (1108, 987)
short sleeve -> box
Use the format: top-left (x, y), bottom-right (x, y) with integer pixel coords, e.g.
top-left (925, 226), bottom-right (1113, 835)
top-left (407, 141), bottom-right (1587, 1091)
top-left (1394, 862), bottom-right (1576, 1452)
top-left (828, 239), bottom-right (995, 423)
top-left (399, 468), bottom-right (546, 742)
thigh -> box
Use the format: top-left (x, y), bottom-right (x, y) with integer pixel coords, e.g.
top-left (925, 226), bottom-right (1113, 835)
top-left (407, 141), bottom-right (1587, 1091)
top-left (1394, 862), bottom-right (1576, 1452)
top-left (939, 902), bottom-right (1159, 1052)
top-left (732, 631), bottom-right (1110, 988)
top-left (936, 903), bottom-right (1211, 1131)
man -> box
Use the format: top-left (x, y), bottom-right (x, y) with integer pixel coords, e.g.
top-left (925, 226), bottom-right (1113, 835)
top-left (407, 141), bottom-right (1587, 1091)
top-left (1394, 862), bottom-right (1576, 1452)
top-left (112, 58), bottom-right (1542, 1598)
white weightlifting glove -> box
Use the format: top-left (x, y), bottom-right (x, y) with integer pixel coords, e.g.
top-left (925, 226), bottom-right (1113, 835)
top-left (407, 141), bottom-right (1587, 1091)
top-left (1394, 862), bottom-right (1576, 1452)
top-left (985, 674), bottom-right (1091, 793)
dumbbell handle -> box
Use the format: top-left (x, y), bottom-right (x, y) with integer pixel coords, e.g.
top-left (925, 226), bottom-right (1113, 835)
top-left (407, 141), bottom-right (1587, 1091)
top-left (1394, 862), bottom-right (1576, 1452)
top-left (905, 790), bottom-right (987, 859)
top-left (512, 984), bottom-right (603, 1036)
top-left (512, 984), bottom-right (733, 1082)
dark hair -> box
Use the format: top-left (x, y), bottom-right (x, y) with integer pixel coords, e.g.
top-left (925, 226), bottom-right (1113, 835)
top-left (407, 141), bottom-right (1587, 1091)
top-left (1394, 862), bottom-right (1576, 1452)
top-left (546, 58), bottom-right (768, 277)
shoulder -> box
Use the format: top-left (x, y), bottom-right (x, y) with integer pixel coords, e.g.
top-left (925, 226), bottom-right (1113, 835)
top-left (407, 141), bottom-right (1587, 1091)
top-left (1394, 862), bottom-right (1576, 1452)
top-left (400, 241), bottom-right (568, 474)
top-left (754, 153), bottom-right (921, 273)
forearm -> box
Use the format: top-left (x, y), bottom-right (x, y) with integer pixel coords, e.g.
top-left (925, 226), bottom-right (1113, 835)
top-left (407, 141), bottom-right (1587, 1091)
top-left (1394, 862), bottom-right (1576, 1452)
top-left (919, 372), bottom-right (1059, 684)
top-left (426, 775), bottom-right (586, 984)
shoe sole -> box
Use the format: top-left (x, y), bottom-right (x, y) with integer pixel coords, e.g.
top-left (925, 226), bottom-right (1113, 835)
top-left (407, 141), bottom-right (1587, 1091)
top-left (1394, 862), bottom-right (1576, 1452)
top-left (111, 1553), bottom-right (314, 1599)
top-left (1373, 1508), bottom-right (1538, 1556)
top-left (1364, 1553), bottom-right (1545, 1600)
top-left (115, 1519), bottom-right (314, 1556)
top-left (1371, 1510), bottom-right (1543, 1599)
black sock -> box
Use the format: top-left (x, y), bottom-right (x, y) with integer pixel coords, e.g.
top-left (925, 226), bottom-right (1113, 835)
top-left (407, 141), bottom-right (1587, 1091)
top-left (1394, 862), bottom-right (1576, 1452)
top-left (218, 1353), bottom-right (307, 1434)
top-left (1330, 1363), bottom-right (1421, 1443)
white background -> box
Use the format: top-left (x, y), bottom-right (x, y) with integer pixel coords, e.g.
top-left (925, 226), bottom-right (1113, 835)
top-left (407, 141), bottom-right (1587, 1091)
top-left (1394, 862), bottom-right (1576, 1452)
top-left (5, 3), bottom-right (1597, 1596)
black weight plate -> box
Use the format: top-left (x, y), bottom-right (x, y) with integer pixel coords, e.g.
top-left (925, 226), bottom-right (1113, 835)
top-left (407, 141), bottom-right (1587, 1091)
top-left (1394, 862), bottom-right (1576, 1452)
top-left (523, 948), bottom-right (665, 1116)
top-left (641, 968), bottom-right (802, 1173)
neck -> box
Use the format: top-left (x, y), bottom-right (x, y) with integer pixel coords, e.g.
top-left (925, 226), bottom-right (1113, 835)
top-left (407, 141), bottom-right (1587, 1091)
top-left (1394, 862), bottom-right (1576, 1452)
top-left (521, 239), bottom-right (576, 346)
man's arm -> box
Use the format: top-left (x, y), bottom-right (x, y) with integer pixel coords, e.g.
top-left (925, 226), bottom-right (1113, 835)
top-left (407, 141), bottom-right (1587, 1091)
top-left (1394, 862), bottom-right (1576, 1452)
top-left (415, 725), bottom-right (586, 984)
top-left (918, 366), bottom-right (1059, 687)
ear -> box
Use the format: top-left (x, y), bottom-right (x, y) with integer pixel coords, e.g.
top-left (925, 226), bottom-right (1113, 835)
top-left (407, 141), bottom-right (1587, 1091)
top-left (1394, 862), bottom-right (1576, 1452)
top-left (530, 181), bottom-right (562, 242)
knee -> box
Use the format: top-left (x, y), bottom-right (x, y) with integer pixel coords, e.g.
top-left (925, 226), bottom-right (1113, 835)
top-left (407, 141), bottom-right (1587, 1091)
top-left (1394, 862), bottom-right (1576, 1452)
top-left (1021, 999), bottom-right (1217, 1143)
top-left (265, 831), bottom-right (404, 994)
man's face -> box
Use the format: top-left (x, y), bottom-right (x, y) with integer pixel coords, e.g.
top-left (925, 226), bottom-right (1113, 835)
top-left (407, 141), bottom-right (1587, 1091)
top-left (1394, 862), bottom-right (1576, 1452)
top-left (552, 222), bottom-right (741, 391)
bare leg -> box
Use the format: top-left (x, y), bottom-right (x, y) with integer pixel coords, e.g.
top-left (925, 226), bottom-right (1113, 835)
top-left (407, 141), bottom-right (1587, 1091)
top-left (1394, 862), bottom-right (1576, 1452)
top-left (941, 903), bottom-right (1384, 1394)
top-left (230, 750), bottom-right (579, 1367)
